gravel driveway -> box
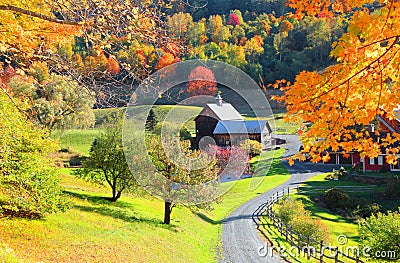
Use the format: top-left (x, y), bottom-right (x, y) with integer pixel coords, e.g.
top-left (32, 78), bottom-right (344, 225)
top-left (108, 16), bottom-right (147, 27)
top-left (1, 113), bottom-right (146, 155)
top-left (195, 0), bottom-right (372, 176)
top-left (219, 135), bottom-right (339, 263)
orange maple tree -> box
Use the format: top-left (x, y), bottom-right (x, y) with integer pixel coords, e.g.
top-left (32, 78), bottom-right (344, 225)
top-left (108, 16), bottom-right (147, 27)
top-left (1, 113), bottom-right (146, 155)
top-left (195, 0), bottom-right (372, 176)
top-left (186, 66), bottom-right (218, 96)
top-left (275, 0), bottom-right (400, 164)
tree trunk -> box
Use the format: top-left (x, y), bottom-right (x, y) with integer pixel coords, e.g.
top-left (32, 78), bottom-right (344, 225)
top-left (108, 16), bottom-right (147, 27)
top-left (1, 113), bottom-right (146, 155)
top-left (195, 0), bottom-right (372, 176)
top-left (164, 201), bottom-right (173, 224)
top-left (110, 187), bottom-right (121, 202)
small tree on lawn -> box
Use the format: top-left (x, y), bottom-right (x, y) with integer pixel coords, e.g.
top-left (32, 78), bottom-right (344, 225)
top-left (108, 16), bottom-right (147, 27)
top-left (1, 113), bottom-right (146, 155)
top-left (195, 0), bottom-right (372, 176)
top-left (145, 135), bottom-right (218, 224)
top-left (205, 145), bottom-right (250, 178)
top-left (75, 116), bottom-right (136, 202)
top-left (240, 139), bottom-right (262, 156)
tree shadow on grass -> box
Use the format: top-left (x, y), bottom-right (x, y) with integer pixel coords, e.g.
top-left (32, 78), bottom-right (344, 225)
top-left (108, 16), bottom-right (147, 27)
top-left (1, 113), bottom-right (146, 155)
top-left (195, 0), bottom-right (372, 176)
top-left (64, 190), bottom-right (177, 231)
top-left (65, 190), bottom-right (136, 209)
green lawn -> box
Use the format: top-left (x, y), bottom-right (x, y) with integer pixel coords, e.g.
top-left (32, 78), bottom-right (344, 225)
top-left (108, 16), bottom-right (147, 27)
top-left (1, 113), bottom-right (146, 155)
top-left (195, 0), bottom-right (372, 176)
top-left (0, 149), bottom-right (289, 263)
top-left (52, 129), bottom-right (101, 156)
top-left (6, 105), bottom-right (296, 262)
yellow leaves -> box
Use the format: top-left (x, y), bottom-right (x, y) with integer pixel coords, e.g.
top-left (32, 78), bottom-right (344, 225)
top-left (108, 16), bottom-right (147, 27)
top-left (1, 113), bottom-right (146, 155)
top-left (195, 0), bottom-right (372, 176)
top-left (275, 1), bottom-right (400, 164)
top-left (322, 153), bottom-right (331, 163)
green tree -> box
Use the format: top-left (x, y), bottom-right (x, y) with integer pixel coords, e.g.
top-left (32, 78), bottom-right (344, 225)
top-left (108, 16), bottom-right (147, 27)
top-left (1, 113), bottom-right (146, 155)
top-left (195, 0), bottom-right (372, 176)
top-left (76, 117), bottom-right (136, 202)
top-left (204, 42), bottom-right (224, 60)
top-left (0, 92), bottom-right (68, 218)
top-left (359, 210), bottom-right (400, 260)
top-left (188, 19), bottom-right (207, 45)
top-left (167, 12), bottom-right (194, 39)
top-left (231, 25), bottom-right (246, 44)
top-left (146, 136), bottom-right (218, 224)
top-left (215, 25), bottom-right (232, 43)
top-left (244, 36), bottom-right (264, 62)
top-left (208, 15), bottom-right (223, 42)
top-left (145, 108), bottom-right (158, 132)
top-left (225, 44), bottom-right (247, 69)
top-left (8, 62), bottom-right (95, 130)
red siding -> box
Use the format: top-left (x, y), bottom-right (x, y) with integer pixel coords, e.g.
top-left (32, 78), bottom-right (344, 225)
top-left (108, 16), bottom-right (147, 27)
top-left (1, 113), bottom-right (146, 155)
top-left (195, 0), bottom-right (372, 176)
top-left (378, 114), bottom-right (400, 133)
top-left (353, 153), bottom-right (361, 164)
top-left (364, 156), bottom-right (391, 171)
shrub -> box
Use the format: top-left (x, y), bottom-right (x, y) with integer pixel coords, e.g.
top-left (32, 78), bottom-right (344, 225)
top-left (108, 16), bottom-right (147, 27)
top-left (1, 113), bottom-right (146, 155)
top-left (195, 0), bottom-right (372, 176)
top-left (274, 197), bottom-right (329, 242)
top-left (290, 215), bottom-right (330, 242)
top-left (322, 188), bottom-right (353, 212)
top-left (359, 209), bottom-right (400, 260)
top-left (240, 139), bottom-right (262, 156)
top-left (326, 167), bottom-right (347, 180)
top-left (352, 162), bottom-right (363, 173)
top-left (0, 93), bottom-right (69, 218)
top-left (274, 196), bottom-right (308, 223)
top-left (353, 203), bottom-right (381, 219)
top-left (0, 158), bottom-right (69, 218)
top-left (386, 176), bottom-right (400, 197)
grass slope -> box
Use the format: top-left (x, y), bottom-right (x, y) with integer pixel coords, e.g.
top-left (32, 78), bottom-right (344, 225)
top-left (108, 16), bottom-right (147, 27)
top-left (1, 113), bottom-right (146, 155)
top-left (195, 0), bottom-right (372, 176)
top-left (51, 129), bottom-right (101, 156)
top-left (0, 150), bottom-right (289, 263)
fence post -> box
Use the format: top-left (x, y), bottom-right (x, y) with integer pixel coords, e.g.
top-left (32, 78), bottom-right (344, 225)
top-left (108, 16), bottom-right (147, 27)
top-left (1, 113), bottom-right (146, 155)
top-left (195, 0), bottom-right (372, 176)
top-left (335, 247), bottom-right (339, 263)
top-left (278, 219), bottom-right (282, 235)
top-left (298, 233), bottom-right (301, 254)
top-left (297, 185), bottom-right (299, 193)
top-left (288, 187), bottom-right (290, 196)
top-left (285, 223), bottom-right (289, 241)
top-left (319, 240), bottom-right (324, 263)
top-left (307, 236), bottom-right (311, 260)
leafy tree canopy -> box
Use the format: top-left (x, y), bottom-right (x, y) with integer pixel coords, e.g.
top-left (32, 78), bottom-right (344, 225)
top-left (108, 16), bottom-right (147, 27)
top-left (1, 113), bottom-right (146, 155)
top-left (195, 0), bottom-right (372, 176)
top-left (0, 92), bottom-right (67, 218)
top-left (75, 115), bottom-right (136, 202)
top-left (276, 0), bottom-right (400, 164)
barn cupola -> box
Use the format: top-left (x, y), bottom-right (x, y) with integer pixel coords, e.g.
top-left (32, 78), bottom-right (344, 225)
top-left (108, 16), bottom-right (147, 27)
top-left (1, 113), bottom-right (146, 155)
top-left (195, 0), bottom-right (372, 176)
top-left (215, 94), bottom-right (223, 106)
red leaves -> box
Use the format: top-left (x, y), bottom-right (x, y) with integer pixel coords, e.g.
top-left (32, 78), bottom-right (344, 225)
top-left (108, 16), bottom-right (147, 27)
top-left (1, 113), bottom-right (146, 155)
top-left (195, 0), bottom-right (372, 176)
top-left (186, 66), bottom-right (217, 96)
top-left (227, 13), bottom-right (240, 26)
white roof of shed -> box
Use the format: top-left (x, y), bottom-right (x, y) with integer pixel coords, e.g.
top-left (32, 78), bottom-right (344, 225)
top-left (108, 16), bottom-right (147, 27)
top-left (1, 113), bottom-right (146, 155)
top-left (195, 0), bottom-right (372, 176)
top-left (213, 120), bottom-right (270, 134)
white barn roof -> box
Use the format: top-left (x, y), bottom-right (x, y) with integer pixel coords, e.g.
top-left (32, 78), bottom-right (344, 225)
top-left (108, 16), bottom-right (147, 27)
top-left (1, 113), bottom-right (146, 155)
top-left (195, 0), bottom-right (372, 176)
top-left (205, 103), bottom-right (243, 121)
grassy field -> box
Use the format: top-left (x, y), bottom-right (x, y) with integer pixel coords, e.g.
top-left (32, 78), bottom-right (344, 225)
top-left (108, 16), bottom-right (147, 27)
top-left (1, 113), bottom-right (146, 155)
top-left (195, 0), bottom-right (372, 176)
top-left (51, 129), bottom-right (101, 156)
top-left (258, 173), bottom-right (400, 263)
top-left (0, 144), bottom-right (289, 263)
top-left (0, 105), bottom-right (296, 262)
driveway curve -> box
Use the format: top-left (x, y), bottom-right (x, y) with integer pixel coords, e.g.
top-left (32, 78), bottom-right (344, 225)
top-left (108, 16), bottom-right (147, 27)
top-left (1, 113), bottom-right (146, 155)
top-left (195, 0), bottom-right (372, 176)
top-left (219, 135), bottom-right (339, 263)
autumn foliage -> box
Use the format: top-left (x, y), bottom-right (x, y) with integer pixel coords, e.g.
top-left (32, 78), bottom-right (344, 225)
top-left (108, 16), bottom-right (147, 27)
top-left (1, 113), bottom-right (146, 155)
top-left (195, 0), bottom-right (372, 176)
top-left (275, 0), bottom-right (400, 164)
top-left (186, 66), bottom-right (218, 96)
top-left (205, 145), bottom-right (250, 176)
top-left (227, 13), bottom-right (240, 26)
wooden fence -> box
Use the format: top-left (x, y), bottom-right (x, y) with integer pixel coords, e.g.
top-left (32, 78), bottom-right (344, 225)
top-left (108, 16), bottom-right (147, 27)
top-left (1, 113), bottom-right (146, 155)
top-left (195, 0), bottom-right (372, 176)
top-left (257, 187), bottom-right (365, 263)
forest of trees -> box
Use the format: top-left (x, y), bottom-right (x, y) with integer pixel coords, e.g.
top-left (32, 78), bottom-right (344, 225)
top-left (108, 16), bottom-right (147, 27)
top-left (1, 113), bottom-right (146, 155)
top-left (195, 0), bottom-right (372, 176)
top-left (0, 0), bottom-right (348, 109)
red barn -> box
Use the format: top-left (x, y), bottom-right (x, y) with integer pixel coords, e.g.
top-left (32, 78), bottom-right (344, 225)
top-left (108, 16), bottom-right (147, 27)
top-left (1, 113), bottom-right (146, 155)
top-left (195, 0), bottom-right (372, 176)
top-left (195, 94), bottom-right (272, 149)
top-left (323, 108), bottom-right (400, 171)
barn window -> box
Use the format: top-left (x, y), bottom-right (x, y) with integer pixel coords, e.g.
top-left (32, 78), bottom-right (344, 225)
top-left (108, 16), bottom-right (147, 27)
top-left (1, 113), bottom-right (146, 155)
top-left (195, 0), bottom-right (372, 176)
top-left (369, 158), bottom-right (375, 165)
top-left (339, 154), bottom-right (352, 165)
top-left (378, 156), bottom-right (384, 165)
top-left (225, 140), bottom-right (230, 145)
